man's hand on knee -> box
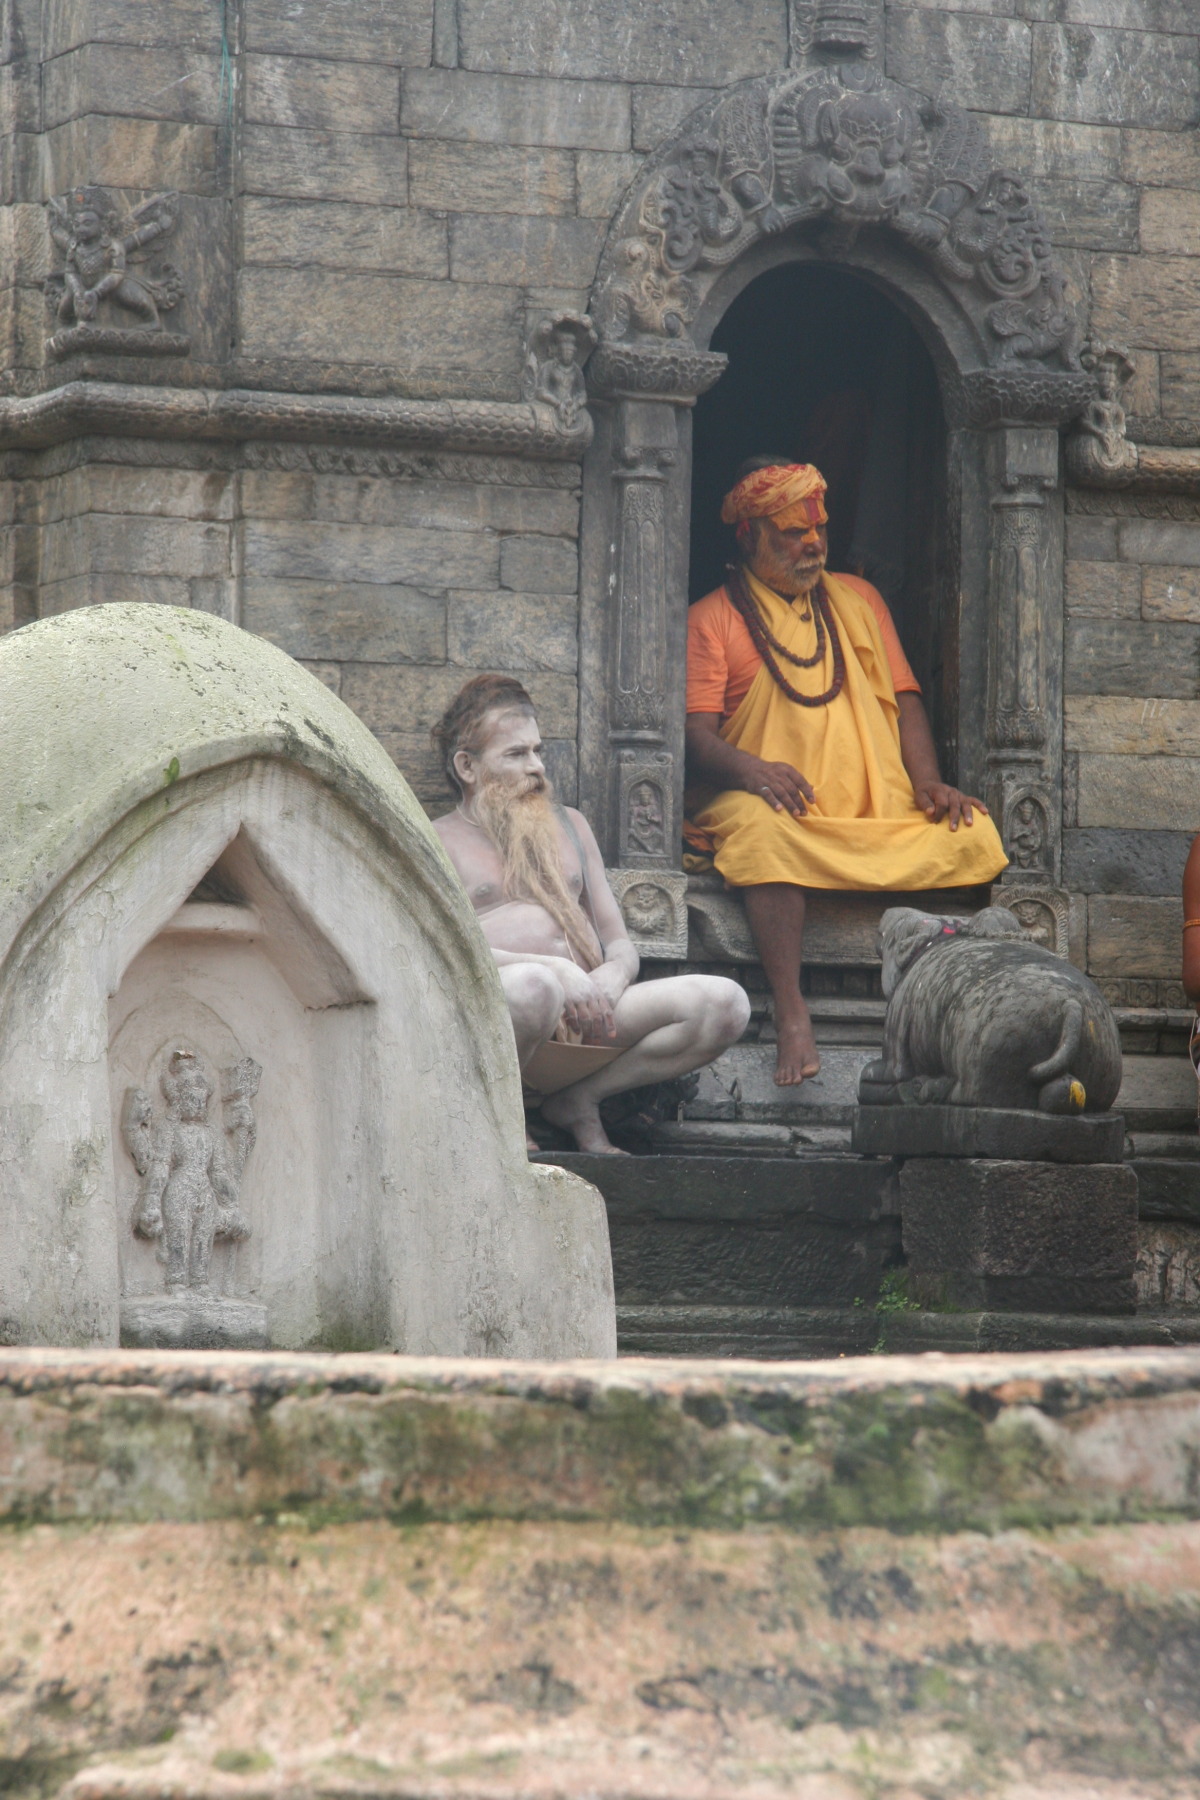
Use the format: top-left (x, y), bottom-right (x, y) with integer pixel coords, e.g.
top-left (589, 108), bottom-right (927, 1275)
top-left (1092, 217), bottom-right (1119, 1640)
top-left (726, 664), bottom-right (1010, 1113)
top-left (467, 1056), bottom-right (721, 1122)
top-left (913, 782), bottom-right (989, 831)
top-left (741, 754), bottom-right (814, 818)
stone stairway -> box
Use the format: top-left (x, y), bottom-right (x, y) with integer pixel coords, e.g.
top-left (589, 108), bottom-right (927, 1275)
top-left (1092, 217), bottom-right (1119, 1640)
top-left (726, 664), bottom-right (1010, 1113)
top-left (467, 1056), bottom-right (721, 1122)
top-left (535, 996), bottom-right (1200, 1356)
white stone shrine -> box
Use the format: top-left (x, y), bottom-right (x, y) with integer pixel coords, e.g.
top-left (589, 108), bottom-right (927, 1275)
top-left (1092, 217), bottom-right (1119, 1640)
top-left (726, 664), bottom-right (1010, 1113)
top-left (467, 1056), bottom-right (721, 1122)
top-left (0, 604), bottom-right (615, 1357)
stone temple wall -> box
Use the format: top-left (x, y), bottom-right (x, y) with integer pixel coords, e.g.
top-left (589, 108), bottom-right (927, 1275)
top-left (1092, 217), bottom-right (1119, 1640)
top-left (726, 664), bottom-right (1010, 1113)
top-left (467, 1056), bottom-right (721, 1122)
top-left (0, 0), bottom-right (1198, 1032)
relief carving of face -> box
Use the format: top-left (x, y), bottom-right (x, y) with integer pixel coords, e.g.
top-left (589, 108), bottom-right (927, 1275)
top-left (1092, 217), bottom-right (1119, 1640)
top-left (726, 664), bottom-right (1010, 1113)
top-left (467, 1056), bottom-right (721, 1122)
top-left (1009, 900), bottom-right (1055, 950)
top-left (621, 882), bottom-right (673, 938)
top-left (818, 92), bottom-right (915, 209)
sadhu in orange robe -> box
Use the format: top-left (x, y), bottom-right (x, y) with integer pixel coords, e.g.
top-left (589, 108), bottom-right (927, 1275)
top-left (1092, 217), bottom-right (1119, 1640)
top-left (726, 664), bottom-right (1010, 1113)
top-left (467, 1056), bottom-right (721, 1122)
top-left (684, 564), bottom-right (1009, 892)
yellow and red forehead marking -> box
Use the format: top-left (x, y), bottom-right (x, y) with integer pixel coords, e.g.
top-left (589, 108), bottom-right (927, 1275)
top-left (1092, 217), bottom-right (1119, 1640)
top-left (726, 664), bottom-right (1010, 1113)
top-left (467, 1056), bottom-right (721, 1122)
top-left (721, 463), bottom-right (829, 531)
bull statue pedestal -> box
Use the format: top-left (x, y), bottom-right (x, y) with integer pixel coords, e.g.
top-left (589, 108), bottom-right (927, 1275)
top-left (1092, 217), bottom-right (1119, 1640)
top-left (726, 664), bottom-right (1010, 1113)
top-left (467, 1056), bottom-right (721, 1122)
top-left (852, 907), bottom-right (1137, 1318)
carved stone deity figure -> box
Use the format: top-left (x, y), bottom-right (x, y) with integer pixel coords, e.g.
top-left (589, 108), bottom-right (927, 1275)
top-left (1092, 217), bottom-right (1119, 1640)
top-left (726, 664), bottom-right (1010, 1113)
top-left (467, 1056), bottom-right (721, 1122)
top-left (48, 187), bottom-right (184, 331)
top-left (626, 780), bottom-right (666, 856)
top-left (523, 313), bottom-right (597, 432)
top-left (124, 1048), bottom-right (257, 1295)
top-left (773, 74), bottom-right (926, 222)
top-left (1077, 343), bottom-right (1138, 473)
top-left (620, 881), bottom-right (674, 940)
top-left (657, 135), bottom-right (742, 271)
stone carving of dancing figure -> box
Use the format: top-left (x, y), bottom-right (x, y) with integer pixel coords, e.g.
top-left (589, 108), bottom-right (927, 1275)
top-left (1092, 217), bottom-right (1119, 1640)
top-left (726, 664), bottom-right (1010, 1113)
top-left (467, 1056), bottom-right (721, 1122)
top-left (48, 187), bottom-right (183, 330)
top-left (124, 1048), bottom-right (257, 1294)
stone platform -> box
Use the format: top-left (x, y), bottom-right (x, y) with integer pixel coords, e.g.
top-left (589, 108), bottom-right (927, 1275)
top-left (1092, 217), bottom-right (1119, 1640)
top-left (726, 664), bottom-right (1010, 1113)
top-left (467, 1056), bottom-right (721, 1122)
top-left (0, 1346), bottom-right (1199, 1800)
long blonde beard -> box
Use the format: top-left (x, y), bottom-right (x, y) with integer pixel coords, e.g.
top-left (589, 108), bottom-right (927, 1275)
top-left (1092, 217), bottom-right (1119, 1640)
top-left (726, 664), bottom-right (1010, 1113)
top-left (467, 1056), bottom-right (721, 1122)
top-left (474, 777), bottom-right (601, 971)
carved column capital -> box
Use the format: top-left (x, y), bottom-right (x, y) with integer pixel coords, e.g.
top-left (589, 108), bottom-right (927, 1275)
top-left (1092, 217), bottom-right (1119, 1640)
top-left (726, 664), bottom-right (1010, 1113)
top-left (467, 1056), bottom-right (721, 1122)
top-left (588, 341), bottom-right (728, 405)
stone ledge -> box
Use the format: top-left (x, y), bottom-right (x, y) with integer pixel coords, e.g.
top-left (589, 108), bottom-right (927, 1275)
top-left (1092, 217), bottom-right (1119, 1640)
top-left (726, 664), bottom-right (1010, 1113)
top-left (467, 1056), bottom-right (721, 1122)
top-left (535, 1151), bottom-right (898, 1220)
top-left (880, 1309), bottom-right (1200, 1353)
top-left (852, 1103), bottom-right (1126, 1164)
top-left (1135, 1158), bottom-right (1200, 1224)
top-left (1068, 429), bottom-right (1200, 495)
top-left (0, 381), bottom-right (591, 458)
top-left (0, 1345), bottom-right (1199, 1533)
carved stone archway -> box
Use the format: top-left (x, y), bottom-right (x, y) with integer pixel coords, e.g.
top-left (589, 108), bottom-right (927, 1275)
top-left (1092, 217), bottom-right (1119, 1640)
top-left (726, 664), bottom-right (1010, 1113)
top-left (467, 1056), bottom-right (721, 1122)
top-left (580, 52), bottom-right (1094, 948)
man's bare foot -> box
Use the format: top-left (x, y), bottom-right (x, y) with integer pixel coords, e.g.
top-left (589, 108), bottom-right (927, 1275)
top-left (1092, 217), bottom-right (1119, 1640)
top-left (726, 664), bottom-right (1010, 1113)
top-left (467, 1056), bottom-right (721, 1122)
top-left (774, 1007), bottom-right (821, 1086)
top-left (540, 1091), bottom-right (630, 1155)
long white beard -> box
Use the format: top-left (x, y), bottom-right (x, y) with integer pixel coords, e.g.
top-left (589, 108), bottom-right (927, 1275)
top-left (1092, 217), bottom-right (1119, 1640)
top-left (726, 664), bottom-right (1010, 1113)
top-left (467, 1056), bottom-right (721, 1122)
top-left (473, 777), bottom-right (600, 971)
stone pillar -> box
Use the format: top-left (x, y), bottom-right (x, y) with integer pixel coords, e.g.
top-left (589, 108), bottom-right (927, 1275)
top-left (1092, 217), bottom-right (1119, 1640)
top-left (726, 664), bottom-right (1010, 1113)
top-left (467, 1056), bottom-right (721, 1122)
top-left (984, 426), bottom-right (1064, 886)
top-left (579, 343), bottom-right (725, 957)
top-left (609, 397), bottom-right (678, 871)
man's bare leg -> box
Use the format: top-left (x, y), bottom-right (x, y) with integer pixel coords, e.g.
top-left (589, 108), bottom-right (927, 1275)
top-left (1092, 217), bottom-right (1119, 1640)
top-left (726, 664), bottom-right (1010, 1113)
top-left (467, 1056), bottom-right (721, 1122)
top-left (740, 882), bottom-right (820, 1086)
top-left (499, 964), bottom-right (565, 1151)
top-left (541, 975), bottom-right (750, 1154)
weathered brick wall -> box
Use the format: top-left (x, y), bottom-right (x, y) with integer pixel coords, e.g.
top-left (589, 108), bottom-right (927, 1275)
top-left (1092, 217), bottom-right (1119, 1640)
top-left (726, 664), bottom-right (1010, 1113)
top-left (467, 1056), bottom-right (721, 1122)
top-left (1, 0), bottom-right (1199, 944)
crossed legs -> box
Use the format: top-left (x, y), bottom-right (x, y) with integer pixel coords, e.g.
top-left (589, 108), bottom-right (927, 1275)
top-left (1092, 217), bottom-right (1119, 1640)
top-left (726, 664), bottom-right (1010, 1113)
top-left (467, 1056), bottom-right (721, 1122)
top-left (740, 881), bottom-right (821, 1086)
top-left (501, 966), bottom-right (750, 1154)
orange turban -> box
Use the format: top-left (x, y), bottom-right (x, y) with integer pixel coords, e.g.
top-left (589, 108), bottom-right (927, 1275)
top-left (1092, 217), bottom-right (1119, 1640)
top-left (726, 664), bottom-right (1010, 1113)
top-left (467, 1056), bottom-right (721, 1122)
top-left (721, 463), bottom-right (828, 532)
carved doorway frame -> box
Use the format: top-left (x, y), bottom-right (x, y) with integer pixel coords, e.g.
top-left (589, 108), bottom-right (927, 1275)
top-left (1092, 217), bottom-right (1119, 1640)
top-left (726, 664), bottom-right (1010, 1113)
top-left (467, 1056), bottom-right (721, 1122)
top-left (580, 58), bottom-right (1093, 948)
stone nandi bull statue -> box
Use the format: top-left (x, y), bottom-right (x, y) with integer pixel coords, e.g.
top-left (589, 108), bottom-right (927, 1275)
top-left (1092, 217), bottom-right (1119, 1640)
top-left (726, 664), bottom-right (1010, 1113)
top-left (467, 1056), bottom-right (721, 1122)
top-left (858, 906), bottom-right (1122, 1116)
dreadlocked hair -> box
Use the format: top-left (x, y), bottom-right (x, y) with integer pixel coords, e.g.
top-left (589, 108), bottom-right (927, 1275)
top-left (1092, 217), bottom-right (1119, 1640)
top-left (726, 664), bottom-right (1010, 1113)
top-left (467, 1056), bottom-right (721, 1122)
top-left (725, 563), bottom-right (846, 708)
top-left (431, 674), bottom-right (537, 795)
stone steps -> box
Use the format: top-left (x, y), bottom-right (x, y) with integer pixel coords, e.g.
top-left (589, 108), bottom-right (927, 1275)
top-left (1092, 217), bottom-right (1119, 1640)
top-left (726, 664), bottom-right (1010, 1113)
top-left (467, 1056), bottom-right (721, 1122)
top-left (536, 1149), bottom-right (1200, 1358)
top-left (674, 1035), bottom-right (1197, 1144)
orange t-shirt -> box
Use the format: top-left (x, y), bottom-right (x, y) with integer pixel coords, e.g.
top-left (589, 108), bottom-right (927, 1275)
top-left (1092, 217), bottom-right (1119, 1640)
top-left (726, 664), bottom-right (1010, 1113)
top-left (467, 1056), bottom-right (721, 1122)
top-left (686, 575), bottom-right (921, 721)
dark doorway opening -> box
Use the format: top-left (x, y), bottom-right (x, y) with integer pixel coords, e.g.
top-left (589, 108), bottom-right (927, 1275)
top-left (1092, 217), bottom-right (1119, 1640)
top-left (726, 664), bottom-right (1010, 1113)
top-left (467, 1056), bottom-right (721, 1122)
top-left (689, 263), bottom-right (951, 753)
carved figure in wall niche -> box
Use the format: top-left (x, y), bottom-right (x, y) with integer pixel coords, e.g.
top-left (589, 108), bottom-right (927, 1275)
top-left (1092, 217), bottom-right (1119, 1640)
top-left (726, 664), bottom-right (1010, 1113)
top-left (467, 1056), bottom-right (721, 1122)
top-left (1005, 793), bottom-right (1048, 871)
top-left (1076, 342), bottom-right (1137, 472)
top-left (620, 882), bottom-right (674, 941)
top-left (124, 1048), bottom-right (256, 1295)
top-left (48, 187), bottom-right (184, 331)
top-left (523, 313), bottom-right (597, 432)
top-left (626, 780), bottom-right (666, 857)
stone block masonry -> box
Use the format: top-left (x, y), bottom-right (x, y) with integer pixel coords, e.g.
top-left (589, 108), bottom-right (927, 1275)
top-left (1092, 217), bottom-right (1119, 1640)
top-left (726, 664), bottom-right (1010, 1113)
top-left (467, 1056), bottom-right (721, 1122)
top-left (1065, 493), bottom-right (1200, 1000)
top-left (13, 443), bottom-right (582, 807)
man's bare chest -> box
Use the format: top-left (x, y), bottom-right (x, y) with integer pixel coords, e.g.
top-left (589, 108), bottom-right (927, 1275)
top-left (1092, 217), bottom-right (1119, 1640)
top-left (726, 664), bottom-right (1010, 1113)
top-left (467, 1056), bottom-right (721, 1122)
top-left (446, 819), bottom-right (584, 913)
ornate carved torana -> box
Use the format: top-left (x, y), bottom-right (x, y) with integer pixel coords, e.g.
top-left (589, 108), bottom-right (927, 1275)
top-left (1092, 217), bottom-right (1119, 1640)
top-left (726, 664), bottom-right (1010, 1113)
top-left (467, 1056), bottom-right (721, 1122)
top-left (590, 64), bottom-right (1082, 385)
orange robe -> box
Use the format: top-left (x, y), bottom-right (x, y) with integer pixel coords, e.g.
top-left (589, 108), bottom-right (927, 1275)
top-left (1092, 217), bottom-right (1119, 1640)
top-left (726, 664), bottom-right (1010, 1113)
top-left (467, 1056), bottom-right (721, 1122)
top-left (684, 570), bottom-right (1009, 892)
